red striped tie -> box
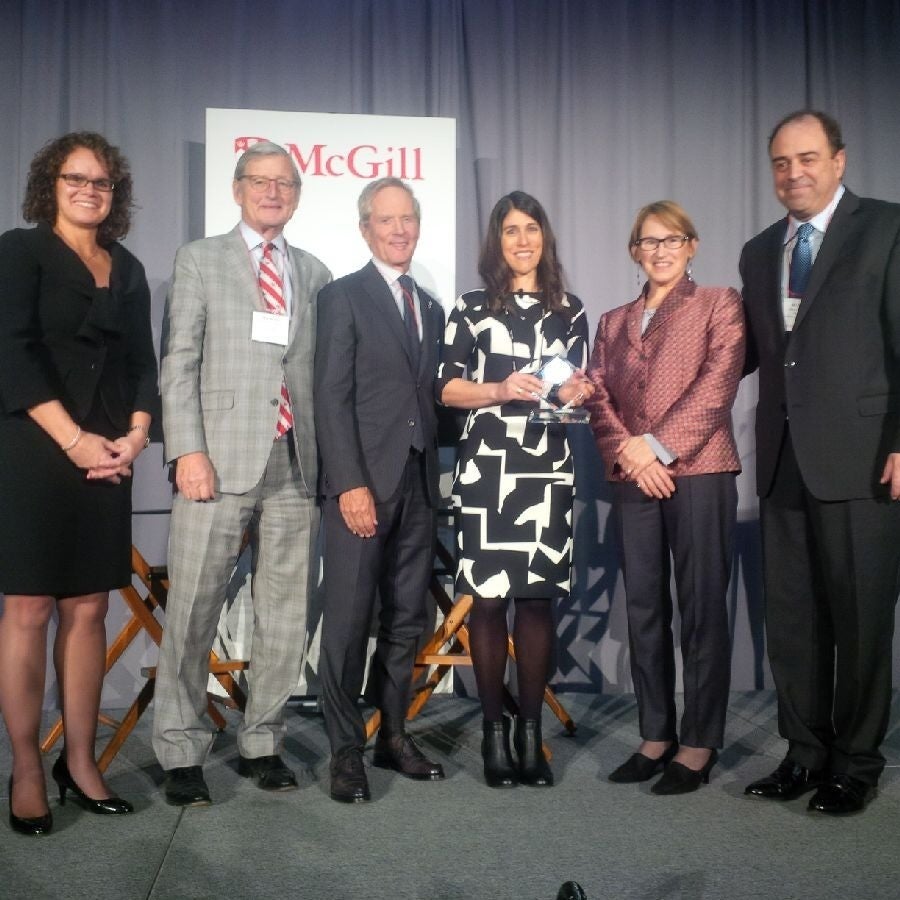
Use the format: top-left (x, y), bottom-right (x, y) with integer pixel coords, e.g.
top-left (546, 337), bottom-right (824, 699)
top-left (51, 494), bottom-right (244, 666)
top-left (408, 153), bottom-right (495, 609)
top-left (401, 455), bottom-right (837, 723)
top-left (259, 242), bottom-right (293, 438)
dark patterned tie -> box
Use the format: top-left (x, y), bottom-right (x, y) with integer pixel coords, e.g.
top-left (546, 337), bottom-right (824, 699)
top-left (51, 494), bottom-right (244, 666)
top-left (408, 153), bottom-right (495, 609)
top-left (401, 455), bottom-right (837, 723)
top-left (789, 222), bottom-right (815, 297)
top-left (259, 242), bottom-right (293, 439)
top-left (398, 274), bottom-right (421, 368)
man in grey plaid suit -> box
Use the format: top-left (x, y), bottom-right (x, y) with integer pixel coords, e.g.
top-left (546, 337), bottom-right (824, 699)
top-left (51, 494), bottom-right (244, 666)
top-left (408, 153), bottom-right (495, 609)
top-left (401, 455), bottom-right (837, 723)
top-left (153, 141), bottom-right (331, 806)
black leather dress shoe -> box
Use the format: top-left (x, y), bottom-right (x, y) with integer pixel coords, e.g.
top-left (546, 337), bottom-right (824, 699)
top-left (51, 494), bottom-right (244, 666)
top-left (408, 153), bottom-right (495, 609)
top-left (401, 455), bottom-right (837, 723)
top-left (745, 758), bottom-right (826, 800)
top-left (808, 774), bottom-right (874, 815)
top-left (372, 733), bottom-right (445, 781)
top-left (238, 754), bottom-right (298, 791)
top-left (163, 766), bottom-right (211, 807)
top-left (330, 750), bottom-right (371, 803)
top-left (608, 743), bottom-right (678, 783)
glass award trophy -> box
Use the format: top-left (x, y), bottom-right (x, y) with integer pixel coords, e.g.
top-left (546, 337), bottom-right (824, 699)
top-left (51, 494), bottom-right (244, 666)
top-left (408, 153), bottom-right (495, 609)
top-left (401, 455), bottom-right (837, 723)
top-left (527, 355), bottom-right (591, 425)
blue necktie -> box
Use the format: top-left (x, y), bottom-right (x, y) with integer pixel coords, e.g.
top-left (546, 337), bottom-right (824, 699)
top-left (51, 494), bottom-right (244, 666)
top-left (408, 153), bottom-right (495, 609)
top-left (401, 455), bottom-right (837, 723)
top-left (398, 274), bottom-right (421, 367)
top-left (789, 222), bottom-right (814, 297)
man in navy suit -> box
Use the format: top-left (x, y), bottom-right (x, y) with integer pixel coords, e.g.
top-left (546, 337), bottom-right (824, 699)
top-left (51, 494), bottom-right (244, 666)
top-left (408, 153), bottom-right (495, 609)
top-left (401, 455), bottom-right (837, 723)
top-left (741, 110), bottom-right (900, 815)
top-left (314, 178), bottom-right (446, 803)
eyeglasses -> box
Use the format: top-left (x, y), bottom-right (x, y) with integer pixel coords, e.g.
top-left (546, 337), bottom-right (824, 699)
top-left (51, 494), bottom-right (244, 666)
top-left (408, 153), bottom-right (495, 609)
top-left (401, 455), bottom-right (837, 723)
top-left (59, 173), bottom-right (116, 192)
top-left (238, 175), bottom-right (299, 193)
top-left (633, 235), bottom-right (690, 252)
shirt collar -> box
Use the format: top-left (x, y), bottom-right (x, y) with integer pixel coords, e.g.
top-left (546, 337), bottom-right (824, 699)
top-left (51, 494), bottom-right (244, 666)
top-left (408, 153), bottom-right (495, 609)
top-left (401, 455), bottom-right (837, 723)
top-left (371, 254), bottom-right (410, 289)
top-left (239, 221), bottom-right (287, 255)
top-left (784, 183), bottom-right (845, 244)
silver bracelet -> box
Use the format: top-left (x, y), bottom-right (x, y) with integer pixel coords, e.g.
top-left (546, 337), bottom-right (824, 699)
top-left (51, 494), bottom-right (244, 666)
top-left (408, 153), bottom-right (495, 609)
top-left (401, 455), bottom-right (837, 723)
top-left (128, 424), bottom-right (150, 448)
top-left (61, 426), bottom-right (82, 452)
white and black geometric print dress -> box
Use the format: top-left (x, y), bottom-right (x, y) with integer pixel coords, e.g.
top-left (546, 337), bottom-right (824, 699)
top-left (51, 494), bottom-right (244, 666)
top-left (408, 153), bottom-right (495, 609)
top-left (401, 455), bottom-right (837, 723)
top-left (436, 289), bottom-right (589, 599)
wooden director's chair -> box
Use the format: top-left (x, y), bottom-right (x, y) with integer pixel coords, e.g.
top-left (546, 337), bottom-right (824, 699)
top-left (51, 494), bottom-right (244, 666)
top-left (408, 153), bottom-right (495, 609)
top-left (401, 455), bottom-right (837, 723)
top-left (40, 545), bottom-right (248, 773)
top-left (365, 509), bottom-right (577, 756)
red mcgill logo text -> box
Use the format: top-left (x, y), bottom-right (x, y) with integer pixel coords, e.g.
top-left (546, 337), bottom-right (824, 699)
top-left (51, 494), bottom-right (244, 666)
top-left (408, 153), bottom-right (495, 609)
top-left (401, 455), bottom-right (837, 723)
top-left (234, 137), bottom-right (424, 180)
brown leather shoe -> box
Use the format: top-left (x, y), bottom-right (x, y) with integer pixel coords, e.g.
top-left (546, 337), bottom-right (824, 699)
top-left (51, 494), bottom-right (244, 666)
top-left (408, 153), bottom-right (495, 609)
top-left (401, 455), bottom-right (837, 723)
top-left (745, 758), bottom-right (826, 800)
top-left (372, 733), bottom-right (445, 781)
top-left (330, 749), bottom-right (371, 803)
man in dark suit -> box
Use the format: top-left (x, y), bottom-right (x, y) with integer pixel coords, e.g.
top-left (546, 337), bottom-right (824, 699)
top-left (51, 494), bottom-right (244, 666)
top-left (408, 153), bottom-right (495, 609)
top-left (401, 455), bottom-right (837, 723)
top-left (741, 110), bottom-right (900, 815)
top-left (314, 177), bottom-right (446, 803)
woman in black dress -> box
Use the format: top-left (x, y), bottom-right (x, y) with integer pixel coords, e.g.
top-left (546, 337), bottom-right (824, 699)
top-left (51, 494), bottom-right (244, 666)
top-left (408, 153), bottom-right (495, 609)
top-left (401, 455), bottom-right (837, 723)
top-left (0, 133), bottom-right (158, 834)
top-left (437, 192), bottom-right (593, 788)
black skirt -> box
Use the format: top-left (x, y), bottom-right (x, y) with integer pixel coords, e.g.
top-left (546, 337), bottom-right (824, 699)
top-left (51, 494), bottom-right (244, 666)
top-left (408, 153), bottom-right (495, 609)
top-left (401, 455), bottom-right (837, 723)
top-left (0, 400), bottom-right (132, 596)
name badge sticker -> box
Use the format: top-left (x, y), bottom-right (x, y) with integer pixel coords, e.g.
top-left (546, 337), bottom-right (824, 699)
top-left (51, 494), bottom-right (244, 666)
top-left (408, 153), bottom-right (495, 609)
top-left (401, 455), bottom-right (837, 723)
top-left (252, 310), bottom-right (289, 346)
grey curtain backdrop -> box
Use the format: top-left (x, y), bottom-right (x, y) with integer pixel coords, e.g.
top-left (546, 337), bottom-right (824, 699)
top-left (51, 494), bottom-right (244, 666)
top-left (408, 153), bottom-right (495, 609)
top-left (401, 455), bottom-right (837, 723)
top-left (2, 0), bottom-right (899, 705)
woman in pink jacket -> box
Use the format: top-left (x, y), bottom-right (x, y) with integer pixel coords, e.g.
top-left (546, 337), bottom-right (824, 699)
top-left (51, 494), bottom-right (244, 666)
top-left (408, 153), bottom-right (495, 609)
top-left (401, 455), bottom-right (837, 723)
top-left (586, 201), bottom-right (745, 795)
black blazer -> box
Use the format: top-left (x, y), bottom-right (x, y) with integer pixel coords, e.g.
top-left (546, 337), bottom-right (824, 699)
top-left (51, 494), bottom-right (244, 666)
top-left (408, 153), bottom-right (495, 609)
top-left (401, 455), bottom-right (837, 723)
top-left (314, 261), bottom-right (444, 506)
top-left (740, 189), bottom-right (900, 501)
top-left (0, 224), bottom-right (159, 430)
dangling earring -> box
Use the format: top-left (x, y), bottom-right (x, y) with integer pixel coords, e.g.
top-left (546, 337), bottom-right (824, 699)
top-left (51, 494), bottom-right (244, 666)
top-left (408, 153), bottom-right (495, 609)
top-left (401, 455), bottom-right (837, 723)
top-left (686, 258), bottom-right (694, 281)
top-left (636, 263), bottom-right (644, 292)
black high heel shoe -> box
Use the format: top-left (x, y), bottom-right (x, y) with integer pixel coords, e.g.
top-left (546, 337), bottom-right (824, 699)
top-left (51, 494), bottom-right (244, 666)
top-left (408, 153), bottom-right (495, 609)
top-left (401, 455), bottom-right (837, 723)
top-left (8, 776), bottom-right (53, 836)
top-left (608, 741), bottom-right (679, 783)
top-left (51, 757), bottom-right (133, 815)
top-left (651, 749), bottom-right (719, 795)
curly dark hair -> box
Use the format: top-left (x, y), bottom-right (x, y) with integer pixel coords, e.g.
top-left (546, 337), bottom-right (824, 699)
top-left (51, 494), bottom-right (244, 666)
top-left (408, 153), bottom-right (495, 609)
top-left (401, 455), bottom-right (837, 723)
top-left (478, 191), bottom-right (566, 316)
top-left (22, 131), bottom-right (135, 244)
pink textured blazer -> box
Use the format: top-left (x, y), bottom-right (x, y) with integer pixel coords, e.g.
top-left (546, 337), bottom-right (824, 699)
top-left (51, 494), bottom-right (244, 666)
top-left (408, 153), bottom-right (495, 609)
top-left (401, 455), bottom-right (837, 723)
top-left (586, 277), bottom-right (745, 481)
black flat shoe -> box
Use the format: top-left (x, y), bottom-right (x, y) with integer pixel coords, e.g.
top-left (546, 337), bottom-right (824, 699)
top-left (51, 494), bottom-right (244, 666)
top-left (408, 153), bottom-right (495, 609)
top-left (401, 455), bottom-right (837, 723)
top-left (481, 717), bottom-right (518, 788)
top-left (808, 774), bottom-right (875, 815)
top-left (608, 742), bottom-right (678, 783)
top-left (8, 776), bottom-right (52, 836)
top-left (51, 757), bottom-right (133, 814)
top-left (651, 749), bottom-right (718, 795)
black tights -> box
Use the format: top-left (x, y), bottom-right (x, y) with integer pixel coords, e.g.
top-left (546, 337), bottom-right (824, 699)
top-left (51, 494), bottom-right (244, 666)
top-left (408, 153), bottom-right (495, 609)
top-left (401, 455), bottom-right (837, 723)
top-left (468, 596), bottom-right (554, 721)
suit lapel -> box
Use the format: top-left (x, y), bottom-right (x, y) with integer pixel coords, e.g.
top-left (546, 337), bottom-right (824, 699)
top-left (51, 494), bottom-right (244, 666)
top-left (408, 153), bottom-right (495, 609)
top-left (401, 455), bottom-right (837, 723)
top-left (625, 296), bottom-right (645, 352)
top-left (793, 190), bottom-right (859, 332)
top-left (361, 261), bottom-right (416, 369)
top-left (641, 277), bottom-right (695, 342)
top-left (417, 286), bottom-right (439, 376)
top-left (287, 245), bottom-right (312, 345)
top-left (223, 227), bottom-right (260, 310)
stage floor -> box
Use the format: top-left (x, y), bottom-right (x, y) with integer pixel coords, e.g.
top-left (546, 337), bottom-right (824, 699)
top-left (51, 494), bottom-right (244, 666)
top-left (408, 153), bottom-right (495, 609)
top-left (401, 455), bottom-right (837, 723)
top-left (2, 691), bottom-right (898, 900)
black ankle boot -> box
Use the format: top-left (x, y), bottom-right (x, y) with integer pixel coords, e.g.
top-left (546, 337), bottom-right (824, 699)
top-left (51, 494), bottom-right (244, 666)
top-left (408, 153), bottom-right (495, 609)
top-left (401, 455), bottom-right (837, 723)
top-left (514, 717), bottom-right (554, 786)
top-left (481, 717), bottom-right (518, 788)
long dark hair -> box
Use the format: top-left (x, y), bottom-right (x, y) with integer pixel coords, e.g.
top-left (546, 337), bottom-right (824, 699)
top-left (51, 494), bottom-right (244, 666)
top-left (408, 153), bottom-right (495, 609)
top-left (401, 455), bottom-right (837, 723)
top-left (22, 131), bottom-right (135, 244)
top-left (478, 191), bottom-right (566, 315)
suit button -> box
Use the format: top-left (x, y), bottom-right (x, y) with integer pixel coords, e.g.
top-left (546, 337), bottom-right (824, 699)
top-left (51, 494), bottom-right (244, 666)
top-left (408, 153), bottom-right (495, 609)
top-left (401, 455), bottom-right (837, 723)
top-left (408, 419), bottom-right (415, 427)
top-left (785, 360), bottom-right (797, 367)
top-left (270, 398), bottom-right (279, 406)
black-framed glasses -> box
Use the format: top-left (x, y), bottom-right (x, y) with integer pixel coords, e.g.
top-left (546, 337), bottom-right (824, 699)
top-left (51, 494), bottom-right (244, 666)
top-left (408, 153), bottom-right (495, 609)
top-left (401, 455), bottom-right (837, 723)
top-left (633, 235), bottom-right (690, 251)
top-left (237, 175), bottom-right (299, 193)
top-left (59, 173), bottom-right (116, 192)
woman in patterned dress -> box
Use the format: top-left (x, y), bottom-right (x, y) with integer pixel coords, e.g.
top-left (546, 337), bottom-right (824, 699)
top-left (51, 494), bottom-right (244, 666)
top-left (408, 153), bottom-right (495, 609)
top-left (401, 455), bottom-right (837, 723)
top-left (437, 192), bottom-right (593, 788)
